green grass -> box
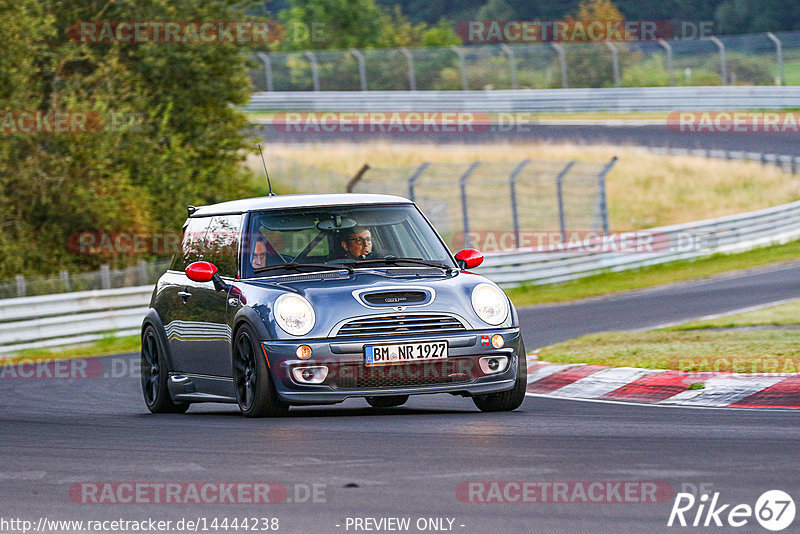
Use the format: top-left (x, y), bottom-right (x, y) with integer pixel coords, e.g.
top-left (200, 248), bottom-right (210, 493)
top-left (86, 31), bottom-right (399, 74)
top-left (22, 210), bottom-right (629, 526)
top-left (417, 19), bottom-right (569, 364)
top-left (537, 294), bottom-right (800, 373)
top-left (783, 62), bottom-right (800, 86)
top-left (537, 329), bottom-right (800, 373)
top-left (506, 238), bottom-right (800, 307)
top-left (8, 335), bottom-right (140, 364)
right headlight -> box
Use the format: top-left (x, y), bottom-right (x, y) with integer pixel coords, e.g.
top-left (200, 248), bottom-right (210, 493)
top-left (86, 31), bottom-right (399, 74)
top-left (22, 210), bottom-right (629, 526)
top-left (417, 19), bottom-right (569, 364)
top-left (274, 294), bottom-right (315, 336)
top-left (470, 283), bottom-right (509, 326)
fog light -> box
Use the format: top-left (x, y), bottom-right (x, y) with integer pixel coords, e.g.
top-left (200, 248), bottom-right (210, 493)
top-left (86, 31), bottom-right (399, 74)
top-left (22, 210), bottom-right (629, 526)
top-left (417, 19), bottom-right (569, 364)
top-left (291, 366), bottom-right (328, 385)
top-left (479, 355), bottom-right (508, 374)
top-left (296, 345), bottom-right (312, 359)
top-left (491, 334), bottom-right (505, 349)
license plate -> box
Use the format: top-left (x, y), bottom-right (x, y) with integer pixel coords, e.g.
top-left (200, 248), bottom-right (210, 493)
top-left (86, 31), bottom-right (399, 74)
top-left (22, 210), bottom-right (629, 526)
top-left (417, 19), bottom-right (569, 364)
top-left (364, 341), bottom-right (448, 366)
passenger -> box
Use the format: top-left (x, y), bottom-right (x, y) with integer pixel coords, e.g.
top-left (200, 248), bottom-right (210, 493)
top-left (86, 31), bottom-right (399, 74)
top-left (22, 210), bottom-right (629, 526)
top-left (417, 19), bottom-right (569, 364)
top-left (251, 237), bottom-right (268, 269)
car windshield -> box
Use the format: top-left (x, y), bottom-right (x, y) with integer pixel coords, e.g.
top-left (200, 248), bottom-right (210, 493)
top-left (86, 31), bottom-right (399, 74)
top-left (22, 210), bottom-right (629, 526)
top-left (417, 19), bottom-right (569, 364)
top-left (243, 204), bottom-right (456, 277)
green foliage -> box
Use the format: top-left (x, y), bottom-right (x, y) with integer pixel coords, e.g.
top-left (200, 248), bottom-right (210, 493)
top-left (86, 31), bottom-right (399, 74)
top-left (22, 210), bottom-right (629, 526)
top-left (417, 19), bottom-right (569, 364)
top-left (0, 0), bottom-right (264, 279)
top-left (713, 53), bottom-right (774, 85)
top-left (277, 0), bottom-right (460, 50)
top-left (476, 0), bottom-right (515, 20)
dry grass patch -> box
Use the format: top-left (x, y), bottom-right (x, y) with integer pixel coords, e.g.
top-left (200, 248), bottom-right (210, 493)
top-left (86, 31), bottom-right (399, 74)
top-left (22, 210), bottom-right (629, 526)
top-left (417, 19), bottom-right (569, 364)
top-left (254, 142), bottom-right (800, 230)
top-left (538, 329), bottom-right (800, 373)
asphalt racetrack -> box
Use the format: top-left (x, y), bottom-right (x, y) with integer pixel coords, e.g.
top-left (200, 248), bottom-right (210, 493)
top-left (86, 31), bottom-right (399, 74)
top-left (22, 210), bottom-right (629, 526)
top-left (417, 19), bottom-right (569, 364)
top-left (2, 262), bottom-right (799, 534)
top-left (256, 123), bottom-right (800, 156)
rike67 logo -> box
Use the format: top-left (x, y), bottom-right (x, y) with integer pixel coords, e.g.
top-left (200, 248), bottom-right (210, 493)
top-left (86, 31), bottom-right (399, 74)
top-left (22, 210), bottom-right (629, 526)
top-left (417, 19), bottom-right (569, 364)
top-left (668, 490), bottom-right (796, 531)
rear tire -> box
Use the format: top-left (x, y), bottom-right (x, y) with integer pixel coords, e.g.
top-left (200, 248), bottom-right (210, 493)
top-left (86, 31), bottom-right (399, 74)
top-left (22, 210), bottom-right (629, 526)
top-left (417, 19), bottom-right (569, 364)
top-left (472, 342), bottom-right (527, 412)
top-left (141, 325), bottom-right (189, 414)
top-left (233, 325), bottom-right (290, 418)
top-left (366, 395), bottom-right (409, 408)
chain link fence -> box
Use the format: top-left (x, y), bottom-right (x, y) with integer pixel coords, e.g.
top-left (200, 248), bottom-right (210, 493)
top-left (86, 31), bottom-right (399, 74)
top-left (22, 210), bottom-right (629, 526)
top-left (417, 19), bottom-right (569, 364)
top-left (250, 31), bottom-right (800, 92)
top-left (347, 158), bottom-right (616, 251)
top-left (0, 260), bottom-right (171, 299)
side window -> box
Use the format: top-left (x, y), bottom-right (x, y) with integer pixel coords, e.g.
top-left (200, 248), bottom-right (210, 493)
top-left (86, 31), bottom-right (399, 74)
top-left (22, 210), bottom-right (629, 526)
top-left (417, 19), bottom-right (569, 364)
top-left (204, 215), bottom-right (243, 278)
top-left (170, 217), bottom-right (212, 272)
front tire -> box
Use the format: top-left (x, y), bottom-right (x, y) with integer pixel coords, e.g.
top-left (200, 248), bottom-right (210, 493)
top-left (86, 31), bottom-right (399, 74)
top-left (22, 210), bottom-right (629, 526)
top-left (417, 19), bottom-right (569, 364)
top-left (141, 325), bottom-right (189, 414)
top-left (232, 325), bottom-right (289, 418)
top-left (366, 395), bottom-right (409, 408)
top-left (472, 342), bottom-right (527, 412)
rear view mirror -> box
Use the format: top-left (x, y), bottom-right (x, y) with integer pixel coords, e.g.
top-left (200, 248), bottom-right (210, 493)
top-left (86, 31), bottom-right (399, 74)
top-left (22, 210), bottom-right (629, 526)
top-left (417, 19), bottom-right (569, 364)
top-left (185, 261), bottom-right (227, 292)
top-left (455, 249), bottom-right (484, 269)
top-left (185, 261), bottom-right (218, 282)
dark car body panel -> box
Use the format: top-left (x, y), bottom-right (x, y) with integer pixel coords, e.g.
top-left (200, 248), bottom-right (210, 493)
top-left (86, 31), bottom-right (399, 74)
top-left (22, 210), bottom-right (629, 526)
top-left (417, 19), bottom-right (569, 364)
top-left (144, 194), bottom-right (524, 406)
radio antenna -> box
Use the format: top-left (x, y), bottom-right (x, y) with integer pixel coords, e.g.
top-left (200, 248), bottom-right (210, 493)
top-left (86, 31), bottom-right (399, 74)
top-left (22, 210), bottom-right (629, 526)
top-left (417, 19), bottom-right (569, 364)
top-left (257, 143), bottom-right (276, 196)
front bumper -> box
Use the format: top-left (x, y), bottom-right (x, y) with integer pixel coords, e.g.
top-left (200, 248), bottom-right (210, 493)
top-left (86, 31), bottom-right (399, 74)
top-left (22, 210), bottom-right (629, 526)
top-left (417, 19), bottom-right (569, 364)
top-left (262, 328), bottom-right (522, 405)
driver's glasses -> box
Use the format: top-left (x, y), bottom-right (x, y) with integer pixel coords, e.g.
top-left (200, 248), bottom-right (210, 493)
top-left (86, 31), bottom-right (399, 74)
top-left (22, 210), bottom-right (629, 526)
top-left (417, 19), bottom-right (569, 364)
top-left (348, 237), bottom-right (372, 245)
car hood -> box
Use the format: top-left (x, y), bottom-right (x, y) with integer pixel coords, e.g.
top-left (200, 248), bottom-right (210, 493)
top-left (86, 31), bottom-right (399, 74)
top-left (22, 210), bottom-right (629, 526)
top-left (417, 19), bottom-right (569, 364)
top-left (236, 268), bottom-right (514, 339)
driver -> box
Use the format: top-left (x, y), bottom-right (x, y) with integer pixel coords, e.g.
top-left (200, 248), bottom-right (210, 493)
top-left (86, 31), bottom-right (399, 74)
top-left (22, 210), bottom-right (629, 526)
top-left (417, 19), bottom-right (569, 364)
top-left (341, 226), bottom-right (373, 260)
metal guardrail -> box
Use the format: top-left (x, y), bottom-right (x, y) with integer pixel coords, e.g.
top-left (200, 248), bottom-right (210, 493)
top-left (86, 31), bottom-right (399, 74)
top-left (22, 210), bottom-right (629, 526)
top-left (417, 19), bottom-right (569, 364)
top-left (0, 286), bottom-right (152, 354)
top-left (3, 198), bottom-right (800, 354)
top-left (476, 199), bottom-right (800, 286)
top-left (245, 86), bottom-right (800, 113)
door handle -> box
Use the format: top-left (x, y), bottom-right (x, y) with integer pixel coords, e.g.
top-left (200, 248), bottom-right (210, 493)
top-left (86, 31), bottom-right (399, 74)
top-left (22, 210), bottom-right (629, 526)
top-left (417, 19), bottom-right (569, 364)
top-left (178, 290), bottom-right (192, 302)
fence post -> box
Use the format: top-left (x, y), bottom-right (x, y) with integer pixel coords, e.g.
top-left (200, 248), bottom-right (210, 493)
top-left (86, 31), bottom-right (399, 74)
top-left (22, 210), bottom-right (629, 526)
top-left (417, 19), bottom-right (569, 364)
top-left (350, 49), bottom-right (368, 91)
top-left (15, 275), bottom-right (25, 297)
top-left (136, 260), bottom-right (148, 286)
top-left (407, 162), bottom-right (431, 201)
top-left (508, 159), bottom-right (530, 248)
top-left (346, 164), bottom-right (371, 192)
top-left (450, 45), bottom-right (469, 90)
top-left (500, 44), bottom-right (518, 89)
top-left (604, 41), bottom-right (621, 87)
top-left (657, 39), bottom-right (674, 86)
top-left (255, 52), bottom-right (274, 92)
top-left (596, 157), bottom-right (618, 235)
top-left (766, 32), bottom-right (784, 86)
top-left (459, 162), bottom-right (481, 248)
top-left (60, 270), bottom-right (71, 292)
top-left (709, 36), bottom-right (728, 85)
top-left (555, 161), bottom-right (577, 242)
top-left (303, 51), bottom-right (320, 91)
top-left (551, 43), bottom-right (568, 88)
top-left (400, 47), bottom-right (417, 91)
top-left (100, 264), bottom-right (111, 290)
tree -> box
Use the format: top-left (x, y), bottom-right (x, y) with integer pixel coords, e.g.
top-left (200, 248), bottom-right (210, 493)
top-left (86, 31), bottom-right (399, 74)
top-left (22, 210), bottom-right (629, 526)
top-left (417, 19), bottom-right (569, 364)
top-left (0, 0), bottom-right (265, 277)
top-left (476, 0), bottom-right (515, 20)
top-left (277, 0), bottom-right (460, 50)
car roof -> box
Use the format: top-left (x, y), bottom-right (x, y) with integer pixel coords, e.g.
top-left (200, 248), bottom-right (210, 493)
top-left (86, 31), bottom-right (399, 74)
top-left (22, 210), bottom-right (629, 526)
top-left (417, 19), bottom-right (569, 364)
top-left (191, 194), bottom-right (414, 217)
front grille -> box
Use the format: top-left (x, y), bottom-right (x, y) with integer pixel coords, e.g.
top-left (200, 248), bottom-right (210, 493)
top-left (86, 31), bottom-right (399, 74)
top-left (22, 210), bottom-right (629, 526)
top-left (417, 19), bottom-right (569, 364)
top-left (334, 314), bottom-right (466, 338)
top-left (363, 290), bottom-right (428, 306)
top-left (331, 359), bottom-right (476, 390)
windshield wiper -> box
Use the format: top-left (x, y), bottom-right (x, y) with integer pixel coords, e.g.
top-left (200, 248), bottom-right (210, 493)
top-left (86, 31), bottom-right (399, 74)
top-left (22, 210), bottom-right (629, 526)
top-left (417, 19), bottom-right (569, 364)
top-left (254, 262), bottom-right (354, 275)
top-left (352, 256), bottom-right (452, 270)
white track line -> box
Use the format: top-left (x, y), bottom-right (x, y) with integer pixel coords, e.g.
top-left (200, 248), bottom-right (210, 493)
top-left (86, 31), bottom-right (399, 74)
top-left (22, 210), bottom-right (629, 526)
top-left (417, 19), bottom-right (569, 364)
top-left (546, 367), bottom-right (657, 398)
top-left (641, 297), bottom-right (800, 331)
top-left (660, 376), bottom-right (786, 406)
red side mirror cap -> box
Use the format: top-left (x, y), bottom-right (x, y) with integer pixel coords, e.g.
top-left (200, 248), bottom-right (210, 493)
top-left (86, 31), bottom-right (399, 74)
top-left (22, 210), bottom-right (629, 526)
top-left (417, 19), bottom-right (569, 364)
top-left (186, 261), bottom-right (218, 283)
top-left (455, 249), bottom-right (483, 269)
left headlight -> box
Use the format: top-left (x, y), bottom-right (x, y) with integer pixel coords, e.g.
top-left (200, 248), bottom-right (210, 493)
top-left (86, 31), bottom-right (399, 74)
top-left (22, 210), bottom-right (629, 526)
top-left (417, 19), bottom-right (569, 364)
top-left (274, 294), bottom-right (315, 336)
top-left (471, 283), bottom-right (509, 326)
